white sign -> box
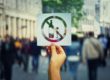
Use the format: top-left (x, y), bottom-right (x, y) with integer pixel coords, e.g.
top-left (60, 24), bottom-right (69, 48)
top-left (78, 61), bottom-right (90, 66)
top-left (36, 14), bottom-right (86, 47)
top-left (37, 13), bottom-right (71, 46)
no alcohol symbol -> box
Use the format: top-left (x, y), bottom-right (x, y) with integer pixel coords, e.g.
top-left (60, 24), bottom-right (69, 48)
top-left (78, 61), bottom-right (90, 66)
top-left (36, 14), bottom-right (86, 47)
top-left (41, 16), bottom-right (67, 42)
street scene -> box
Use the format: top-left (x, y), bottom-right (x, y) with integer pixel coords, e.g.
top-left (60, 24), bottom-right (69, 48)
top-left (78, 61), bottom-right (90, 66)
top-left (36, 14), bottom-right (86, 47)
top-left (11, 56), bottom-right (110, 80)
top-left (0, 0), bottom-right (110, 80)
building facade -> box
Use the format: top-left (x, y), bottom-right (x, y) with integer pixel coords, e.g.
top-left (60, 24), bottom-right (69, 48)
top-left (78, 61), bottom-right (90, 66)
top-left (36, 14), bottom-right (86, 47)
top-left (0, 0), bottom-right (42, 39)
top-left (100, 0), bottom-right (110, 35)
top-left (80, 0), bottom-right (110, 36)
top-left (80, 0), bottom-right (100, 36)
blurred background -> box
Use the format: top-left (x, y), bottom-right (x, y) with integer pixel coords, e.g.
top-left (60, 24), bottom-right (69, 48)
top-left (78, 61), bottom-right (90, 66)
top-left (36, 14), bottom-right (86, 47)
top-left (0, 0), bottom-right (110, 80)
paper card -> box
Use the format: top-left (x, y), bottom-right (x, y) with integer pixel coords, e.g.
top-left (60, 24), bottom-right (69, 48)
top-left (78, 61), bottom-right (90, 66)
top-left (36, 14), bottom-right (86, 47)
top-left (37, 13), bottom-right (71, 46)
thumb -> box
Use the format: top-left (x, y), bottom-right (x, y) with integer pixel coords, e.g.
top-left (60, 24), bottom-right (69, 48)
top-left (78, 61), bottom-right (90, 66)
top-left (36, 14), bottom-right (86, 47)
top-left (51, 44), bottom-right (56, 56)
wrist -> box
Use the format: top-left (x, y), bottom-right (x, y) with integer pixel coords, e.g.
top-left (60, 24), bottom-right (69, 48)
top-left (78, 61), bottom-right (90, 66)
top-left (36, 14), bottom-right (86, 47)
top-left (48, 64), bottom-right (61, 80)
top-left (49, 62), bottom-right (60, 71)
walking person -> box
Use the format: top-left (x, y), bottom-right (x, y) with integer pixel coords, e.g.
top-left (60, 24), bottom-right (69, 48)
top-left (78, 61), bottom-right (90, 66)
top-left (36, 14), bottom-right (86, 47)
top-left (107, 34), bottom-right (110, 57)
top-left (64, 34), bottom-right (81, 80)
top-left (15, 38), bottom-right (23, 66)
top-left (98, 34), bottom-right (108, 58)
top-left (0, 36), bottom-right (3, 79)
top-left (1, 35), bottom-right (15, 80)
top-left (82, 32), bottom-right (104, 80)
top-left (22, 39), bottom-right (31, 72)
top-left (31, 37), bottom-right (41, 73)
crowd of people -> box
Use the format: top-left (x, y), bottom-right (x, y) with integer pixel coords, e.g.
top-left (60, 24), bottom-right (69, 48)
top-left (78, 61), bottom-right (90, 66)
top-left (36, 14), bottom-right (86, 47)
top-left (63, 32), bottom-right (110, 80)
top-left (0, 31), bottom-right (110, 80)
top-left (0, 35), bottom-right (42, 80)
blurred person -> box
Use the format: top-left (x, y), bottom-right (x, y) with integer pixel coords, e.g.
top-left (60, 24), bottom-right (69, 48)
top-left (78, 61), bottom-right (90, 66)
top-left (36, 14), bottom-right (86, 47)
top-left (82, 32), bottom-right (104, 80)
top-left (22, 38), bottom-right (31, 72)
top-left (98, 34), bottom-right (108, 58)
top-left (0, 36), bottom-right (3, 79)
top-left (0, 35), bottom-right (2, 56)
top-left (14, 38), bottom-right (23, 66)
top-left (0, 35), bottom-right (2, 49)
top-left (64, 34), bottom-right (81, 80)
top-left (30, 37), bottom-right (41, 73)
top-left (79, 37), bottom-right (85, 61)
top-left (48, 44), bottom-right (66, 80)
top-left (98, 34), bottom-right (108, 67)
top-left (107, 34), bottom-right (110, 57)
top-left (1, 35), bottom-right (15, 80)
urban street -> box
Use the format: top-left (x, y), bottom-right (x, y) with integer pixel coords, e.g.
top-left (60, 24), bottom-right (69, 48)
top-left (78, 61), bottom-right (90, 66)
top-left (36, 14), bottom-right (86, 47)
top-left (12, 56), bottom-right (110, 80)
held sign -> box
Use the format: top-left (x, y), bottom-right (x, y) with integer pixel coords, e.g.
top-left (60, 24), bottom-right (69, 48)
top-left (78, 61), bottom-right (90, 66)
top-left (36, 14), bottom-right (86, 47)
top-left (37, 13), bottom-right (71, 46)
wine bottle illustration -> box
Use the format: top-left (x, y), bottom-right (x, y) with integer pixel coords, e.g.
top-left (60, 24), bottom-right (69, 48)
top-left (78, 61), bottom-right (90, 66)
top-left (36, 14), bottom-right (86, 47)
top-left (46, 20), bottom-right (54, 38)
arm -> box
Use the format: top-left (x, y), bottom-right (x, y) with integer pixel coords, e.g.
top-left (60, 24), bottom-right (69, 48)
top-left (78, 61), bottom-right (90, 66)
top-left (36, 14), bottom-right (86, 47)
top-left (48, 44), bottom-right (66, 80)
top-left (48, 63), bottom-right (61, 80)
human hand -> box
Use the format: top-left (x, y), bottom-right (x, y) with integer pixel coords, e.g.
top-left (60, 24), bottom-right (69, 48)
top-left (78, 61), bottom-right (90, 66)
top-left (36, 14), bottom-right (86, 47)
top-left (48, 44), bottom-right (66, 70)
top-left (47, 44), bottom-right (66, 80)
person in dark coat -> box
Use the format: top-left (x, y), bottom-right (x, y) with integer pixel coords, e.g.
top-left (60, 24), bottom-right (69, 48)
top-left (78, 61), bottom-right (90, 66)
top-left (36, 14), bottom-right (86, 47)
top-left (0, 36), bottom-right (3, 79)
top-left (22, 38), bottom-right (31, 72)
top-left (1, 35), bottom-right (15, 80)
top-left (31, 37), bottom-right (41, 72)
top-left (107, 34), bottom-right (110, 56)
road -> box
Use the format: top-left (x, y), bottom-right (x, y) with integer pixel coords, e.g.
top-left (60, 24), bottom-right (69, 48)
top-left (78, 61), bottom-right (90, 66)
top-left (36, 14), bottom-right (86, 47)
top-left (12, 56), bottom-right (110, 80)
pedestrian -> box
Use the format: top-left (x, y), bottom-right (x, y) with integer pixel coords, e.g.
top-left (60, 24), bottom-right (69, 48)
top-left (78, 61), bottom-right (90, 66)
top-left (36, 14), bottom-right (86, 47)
top-left (22, 38), bottom-right (31, 72)
top-left (1, 35), bottom-right (15, 80)
top-left (98, 34), bottom-right (108, 58)
top-left (107, 34), bottom-right (110, 57)
top-left (64, 34), bottom-right (81, 80)
top-left (31, 37), bottom-right (41, 73)
top-left (0, 36), bottom-right (3, 79)
top-left (82, 32), bottom-right (104, 80)
top-left (15, 38), bottom-right (23, 66)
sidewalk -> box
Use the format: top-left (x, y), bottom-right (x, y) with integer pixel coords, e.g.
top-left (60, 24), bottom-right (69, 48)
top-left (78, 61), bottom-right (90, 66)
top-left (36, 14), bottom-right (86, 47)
top-left (77, 58), bottom-right (110, 80)
top-left (12, 56), bottom-right (110, 80)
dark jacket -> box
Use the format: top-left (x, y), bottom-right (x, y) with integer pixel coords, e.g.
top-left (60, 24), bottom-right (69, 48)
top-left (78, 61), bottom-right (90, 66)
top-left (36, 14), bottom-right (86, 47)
top-left (31, 41), bottom-right (41, 56)
top-left (1, 41), bottom-right (15, 66)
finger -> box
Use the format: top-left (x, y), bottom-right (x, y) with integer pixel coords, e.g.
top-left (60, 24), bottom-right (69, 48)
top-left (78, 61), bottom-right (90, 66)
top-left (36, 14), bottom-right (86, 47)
top-left (56, 45), bottom-right (65, 54)
top-left (51, 44), bottom-right (56, 55)
top-left (46, 46), bottom-right (51, 54)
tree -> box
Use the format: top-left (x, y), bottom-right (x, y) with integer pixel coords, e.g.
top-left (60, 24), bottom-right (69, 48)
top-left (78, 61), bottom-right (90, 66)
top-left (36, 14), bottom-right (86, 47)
top-left (42, 0), bottom-right (84, 28)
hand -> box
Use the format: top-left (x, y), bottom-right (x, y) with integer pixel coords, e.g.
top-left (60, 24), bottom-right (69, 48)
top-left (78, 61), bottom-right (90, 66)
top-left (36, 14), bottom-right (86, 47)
top-left (49, 44), bottom-right (66, 70)
top-left (48, 44), bottom-right (66, 80)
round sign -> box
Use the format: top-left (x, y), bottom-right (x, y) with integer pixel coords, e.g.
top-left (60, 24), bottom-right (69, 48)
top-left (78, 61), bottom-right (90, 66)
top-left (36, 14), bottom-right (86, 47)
top-left (41, 16), bottom-right (67, 42)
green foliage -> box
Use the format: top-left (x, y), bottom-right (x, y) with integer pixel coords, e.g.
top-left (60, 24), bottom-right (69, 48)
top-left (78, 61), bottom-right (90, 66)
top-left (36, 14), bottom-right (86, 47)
top-left (42, 0), bottom-right (84, 28)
